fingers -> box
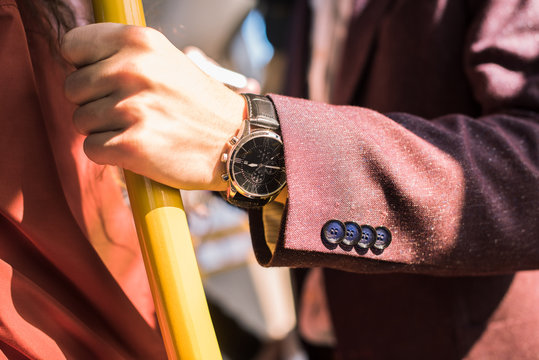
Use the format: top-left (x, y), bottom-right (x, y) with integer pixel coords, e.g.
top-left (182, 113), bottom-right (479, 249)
top-left (63, 24), bottom-right (164, 105)
top-left (64, 59), bottom-right (116, 105)
top-left (83, 131), bottom-right (122, 166)
top-left (83, 130), bottom-right (133, 168)
top-left (61, 23), bottom-right (164, 67)
top-left (73, 95), bottom-right (133, 135)
top-left (61, 23), bottom-right (124, 68)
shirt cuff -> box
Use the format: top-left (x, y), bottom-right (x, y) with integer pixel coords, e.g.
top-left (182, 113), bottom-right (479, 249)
top-left (262, 201), bottom-right (286, 254)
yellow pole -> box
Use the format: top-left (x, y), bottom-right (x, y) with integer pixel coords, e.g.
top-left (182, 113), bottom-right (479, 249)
top-left (90, 1), bottom-right (222, 359)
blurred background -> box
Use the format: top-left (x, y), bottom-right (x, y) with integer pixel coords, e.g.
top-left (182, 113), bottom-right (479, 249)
top-left (140, 1), bottom-right (305, 359)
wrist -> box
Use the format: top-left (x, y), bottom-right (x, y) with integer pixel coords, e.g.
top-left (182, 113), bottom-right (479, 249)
top-left (212, 91), bottom-right (246, 191)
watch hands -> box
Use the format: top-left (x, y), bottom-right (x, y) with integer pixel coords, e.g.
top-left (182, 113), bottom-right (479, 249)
top-left (269, 153), bottom-right (281, 161)
top-left (263, 165), bottom-right (283, 170)
top-left (243, 161), bottom-right (283, 170)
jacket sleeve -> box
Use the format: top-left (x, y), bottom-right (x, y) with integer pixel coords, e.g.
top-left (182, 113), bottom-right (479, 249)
top-left (248, 0), bottom-right (539, 276)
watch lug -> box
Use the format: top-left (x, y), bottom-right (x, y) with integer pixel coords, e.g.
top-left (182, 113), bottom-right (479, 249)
top-left (228, 185), bottom-right (237, 198)
top-left (229, 136), bottom-right (239, 145)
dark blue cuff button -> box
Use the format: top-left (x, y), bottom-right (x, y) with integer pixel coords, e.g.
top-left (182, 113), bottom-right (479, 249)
top-left (321, 220), bottom-right (345, 244)
top-left (374, 226), bottom-right (392, 250)
top-left (358, 225), bottom-right (376, 249)
top-left (342, 222), bottom-right (361, 246)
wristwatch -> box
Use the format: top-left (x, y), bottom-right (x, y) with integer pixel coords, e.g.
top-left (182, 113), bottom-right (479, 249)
top-left (221, 94), bottom-right (286, 208)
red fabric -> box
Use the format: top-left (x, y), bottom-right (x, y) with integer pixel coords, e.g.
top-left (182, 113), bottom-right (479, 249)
top-left (250, 0), bottom-right (539, 358)
top-left (0, 1), bottom-right (166, 358)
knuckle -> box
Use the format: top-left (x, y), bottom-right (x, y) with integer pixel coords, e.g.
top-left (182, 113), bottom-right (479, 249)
top-left (114, 98), bottom-right (141, 124)
top-left (117, 58), bottom-right (142, 78)
top-left (120, 25), bottom-right (158, 48)
top-left (112, 136), bottom-right (138, 170)
top-left (111, 57), bottom-right (152, 90)
top-left (117, 131), bottom-right (143, 164)
top-left (116, 135), bottom-right (137, 156)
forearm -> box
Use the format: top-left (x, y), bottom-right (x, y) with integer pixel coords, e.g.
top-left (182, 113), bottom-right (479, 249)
top-left (250, 96), bottom-right (539, 275)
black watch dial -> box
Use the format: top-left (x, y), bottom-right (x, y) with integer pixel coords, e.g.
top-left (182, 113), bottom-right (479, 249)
top-left (230, 132), bottom-right (286, 197)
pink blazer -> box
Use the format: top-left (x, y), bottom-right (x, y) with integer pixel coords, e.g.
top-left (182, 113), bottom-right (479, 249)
top-left (250, 0), bottom-right (539, 358)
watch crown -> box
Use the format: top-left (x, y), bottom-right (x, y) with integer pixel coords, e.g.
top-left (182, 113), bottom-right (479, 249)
top-left (229, 136), bottom-right (239, 145)
top-left (221, 153), bottom-right (228, 163)
top-left (221, 173), bottom-right (229, 181)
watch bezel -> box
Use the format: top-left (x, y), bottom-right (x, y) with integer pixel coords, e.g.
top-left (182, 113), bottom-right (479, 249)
top-left (227, 129), bottom-right (286, 200)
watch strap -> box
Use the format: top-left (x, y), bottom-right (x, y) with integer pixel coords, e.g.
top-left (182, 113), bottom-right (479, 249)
top-left (242, 93), bottom-right (280, 130)
top-left (221, 190), bottom-right (274, 209)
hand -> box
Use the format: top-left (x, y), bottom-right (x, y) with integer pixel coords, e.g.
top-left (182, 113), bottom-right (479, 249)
top-left (61, 23), bottom-right (245, 191)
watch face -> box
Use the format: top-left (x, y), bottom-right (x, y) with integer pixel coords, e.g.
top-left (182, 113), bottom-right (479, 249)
top-left (230, 131), bottom-right (286, 197)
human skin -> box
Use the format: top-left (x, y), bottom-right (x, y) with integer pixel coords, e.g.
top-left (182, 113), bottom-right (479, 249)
top-left (61, 23), bottom-right (246, 192)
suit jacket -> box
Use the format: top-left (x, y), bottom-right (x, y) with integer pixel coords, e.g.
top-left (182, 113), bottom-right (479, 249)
top-left (250, 0), bottom-right (539, 358)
